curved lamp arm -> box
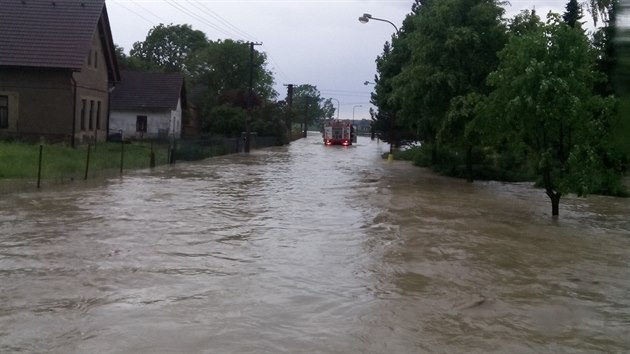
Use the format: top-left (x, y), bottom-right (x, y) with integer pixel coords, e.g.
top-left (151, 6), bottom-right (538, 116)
top-left (358, 13), bottom-right (399, 32)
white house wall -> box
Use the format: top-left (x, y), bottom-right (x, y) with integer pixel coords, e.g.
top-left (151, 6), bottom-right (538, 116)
top-left (172, 98), bottom-right (182, 139)
top-left (110, 99), bottom-right (182, 140)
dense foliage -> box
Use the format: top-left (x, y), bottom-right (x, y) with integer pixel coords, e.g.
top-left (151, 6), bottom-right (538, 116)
top-left (370, 0), bottom-right (627, 216)
top-left (116, 24), bottom-right (334, 144)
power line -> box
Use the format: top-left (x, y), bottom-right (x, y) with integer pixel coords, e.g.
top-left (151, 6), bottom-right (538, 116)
top-left (128, 0), bottom-right (168, 23)
top-left (111, 1), bottom-right (155, 25)
top-left (189, 0), bottom-right (259, 41)
top-left (265, 51), bottom-right (291, 85)
top-left (320, 88), bottom-right (375, 95)
top-left (163, 0), bottom-right (242, 39)
top-left (111, 0), bottom-right (295, 92)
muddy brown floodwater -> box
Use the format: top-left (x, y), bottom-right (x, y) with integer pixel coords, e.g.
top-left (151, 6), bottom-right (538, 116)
top-left (1, 135), bottom-right (629, 353)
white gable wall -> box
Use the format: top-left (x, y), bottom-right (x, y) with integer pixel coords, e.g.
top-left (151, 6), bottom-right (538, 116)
top-left (110, 98), bottom-right (182, 140)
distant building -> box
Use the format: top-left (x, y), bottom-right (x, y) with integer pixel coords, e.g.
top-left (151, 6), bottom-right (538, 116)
top-left (109, 70), bottom-right (186, 140)
top-left (355, 119), bottom-right (373, 135)
top-left (0, 0), bottom-right (120, 145)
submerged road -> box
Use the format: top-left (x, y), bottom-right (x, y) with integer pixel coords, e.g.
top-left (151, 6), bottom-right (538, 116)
top-left (1, 135), bottom-right (629, 353)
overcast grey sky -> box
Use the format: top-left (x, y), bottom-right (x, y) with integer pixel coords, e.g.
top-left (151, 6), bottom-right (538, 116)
top-left (107, 0), bottom-right (575, 120)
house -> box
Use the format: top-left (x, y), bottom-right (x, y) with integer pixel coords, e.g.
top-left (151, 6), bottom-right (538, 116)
top-left (0, 0), bottom-right (120, 145)
top-left (109, 70), bottom-right (186, 140)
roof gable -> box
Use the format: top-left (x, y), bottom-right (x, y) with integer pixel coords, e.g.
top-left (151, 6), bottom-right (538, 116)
top-left (111, 70), bottom-right (186, 112)
top-left (0, 0), bottom-right (119, 79)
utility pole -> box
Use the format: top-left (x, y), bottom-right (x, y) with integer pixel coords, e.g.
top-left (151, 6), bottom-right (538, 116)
top-left (286, 84), bottom-right (294, 106)
top-left (246, 41), bottom-right (262, 153)
top-left (285, 84), bottom-right (294, 140)
top-left (303, 96), bottom-right (309, 138)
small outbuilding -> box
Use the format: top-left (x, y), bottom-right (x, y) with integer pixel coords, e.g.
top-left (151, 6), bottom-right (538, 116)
top-left (109, 70), bottom-right (186, 141)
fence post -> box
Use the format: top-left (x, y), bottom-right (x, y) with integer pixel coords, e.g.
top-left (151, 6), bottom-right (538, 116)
top-left (120, 133), bottom-right (124, 175)
top-left (150, 141), bottom-right (155, 168)
top-left (37, 145), bottom-right (43, 189)
top-left (84, 144), bottom-right (91, 180)
top-left (169, 140), bottom-right (176, 165)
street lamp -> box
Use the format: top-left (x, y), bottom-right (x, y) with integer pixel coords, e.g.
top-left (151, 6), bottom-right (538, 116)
top-left (358, 13), bottom-right (399, 32)
top-left (364, 81), bottom-right (375, 86)
top-left (358, 13), bottom-right (398, 161)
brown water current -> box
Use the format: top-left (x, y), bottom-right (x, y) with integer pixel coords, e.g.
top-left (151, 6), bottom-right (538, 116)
top-left (1, 135), bottom-right (629, 353)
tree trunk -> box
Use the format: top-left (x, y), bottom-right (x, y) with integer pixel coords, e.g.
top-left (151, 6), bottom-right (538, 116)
top-left (548, 191), bottom-right (561, 216)
top-left (543, 168), bottom-right (562, 217)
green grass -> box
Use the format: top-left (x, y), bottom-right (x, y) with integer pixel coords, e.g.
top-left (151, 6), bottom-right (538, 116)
top-left (0, 141), bottom-right (170, 180)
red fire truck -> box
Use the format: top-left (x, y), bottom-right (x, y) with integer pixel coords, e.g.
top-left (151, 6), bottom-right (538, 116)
top-left (322, 120), bottom-right (357, 146)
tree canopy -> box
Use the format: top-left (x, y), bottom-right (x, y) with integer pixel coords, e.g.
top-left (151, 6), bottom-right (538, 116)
top-left (129, 24), bottom-right (208, 73)
top-left (118, 24), bottom-right (280, 140)
top-left (366, 0), bottom-right (627, 217)
top-left (482, 13), bottom-right (619, 215)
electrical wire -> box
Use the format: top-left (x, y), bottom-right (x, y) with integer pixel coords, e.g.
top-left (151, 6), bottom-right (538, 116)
top-left (189, 0), bottom-right (259, 42)
top-left (163, 0), bottom-right (245, 39)
top-left (128, 0), bottom-right (169, 23)
top-left (111, 0), bottom-right (155, 25)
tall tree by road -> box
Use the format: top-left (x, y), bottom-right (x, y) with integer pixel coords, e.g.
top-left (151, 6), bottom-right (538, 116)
top-left (129, 24), bottom-right (208, 73)
top-left (391, 0), bottom-right (506, 180)
top-left (291, 85), bottom-right (332, 130)
top-left (187, 40), bottom-right (276, 137)
top-left (563, 0), bottom-right (583, 27)
top-left (481, 13), bottom-right (620, 216)
top-left (187, 39), bottom-right (276, 105)
top-left (370, 1), bottom-right (425, 153)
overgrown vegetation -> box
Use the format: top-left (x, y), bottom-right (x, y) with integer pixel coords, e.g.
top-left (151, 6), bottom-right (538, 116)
top-left (0, 141), bottom-right (169, 180)
top-left (371, 0), bottom-right (629, 216)
top-left (115, 25), bottom-right (336, 143)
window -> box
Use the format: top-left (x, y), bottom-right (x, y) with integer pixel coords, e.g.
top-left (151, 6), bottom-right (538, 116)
top-left (80, 99), bottom-right (86, 131)
top-left (136, 115), bottom-right (147, 133)
top-left (89, 100), bottom-right (94, 130)
top-left (0, 96), bottom-right (8, 129)
top-left (87, 49), bottom-right (92, 66)
top-left (96, 101), bottom-right (101, 130)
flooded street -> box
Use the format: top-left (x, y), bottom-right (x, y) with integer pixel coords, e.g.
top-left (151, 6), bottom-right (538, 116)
top-left (1, 135), bottom-right (629, 353)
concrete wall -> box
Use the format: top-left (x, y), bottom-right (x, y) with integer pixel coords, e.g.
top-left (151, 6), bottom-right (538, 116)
top-left (110, 99), bottom-right (182, 140)
top-left (0, 25), bottom-right (111, 144)
top-left (72, 30), bottom-right (110, 144)
top-left (0, 69), bottom-right (73, 141)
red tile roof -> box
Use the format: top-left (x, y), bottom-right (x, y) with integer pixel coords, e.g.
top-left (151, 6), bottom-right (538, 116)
top-left (0, 0), bottom-right (111, 71)
top-left (111, 70), bottom-right (186, 112)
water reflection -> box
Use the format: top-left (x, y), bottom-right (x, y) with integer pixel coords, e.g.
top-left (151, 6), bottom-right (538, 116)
top-left (1, 135), bottom-right (629, 353)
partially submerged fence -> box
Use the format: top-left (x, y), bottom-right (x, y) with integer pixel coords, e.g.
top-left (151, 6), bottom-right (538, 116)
top-left (1, 134), bottom-right (285, 191)
top-left (173, 134), bottom-right (283, 161)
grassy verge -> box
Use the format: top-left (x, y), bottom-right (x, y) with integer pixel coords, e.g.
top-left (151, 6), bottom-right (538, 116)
top-left (0, 141), bottom-right (170, 181)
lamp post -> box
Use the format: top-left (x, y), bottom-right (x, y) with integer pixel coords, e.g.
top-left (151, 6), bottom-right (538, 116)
top-left (352, 104), bottom-right (362, 144)
top-left (358, 13), bottom-right (398, 161)
top-left (330, 98), bottom-right (340, 120)
top-left (358, 13), bottom-right (399, 32)
top-left (364, 81), bottom-right (375, 86)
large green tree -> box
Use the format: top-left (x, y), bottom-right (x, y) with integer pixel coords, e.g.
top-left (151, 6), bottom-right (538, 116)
top-left (188, 39), bottom-right (276, 104)
top-left (613, 2), bottom-right (630, 161)
top-left (130, 24), bottom-right (208, 73)
top-left (563, 0), bottom-right (583, 27)
top-left (187, 40), bottom-right (276, 137)
top-left (391, 0), bottom-right (506, 180)
top-left (482, 13), bottom-right (619, 216)
top-left (291, 85), bottom-right (332, 130)
top-left (114, 44), bottom-right (160, 72)
top-left (371, 1), bottom-right (425, 154)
